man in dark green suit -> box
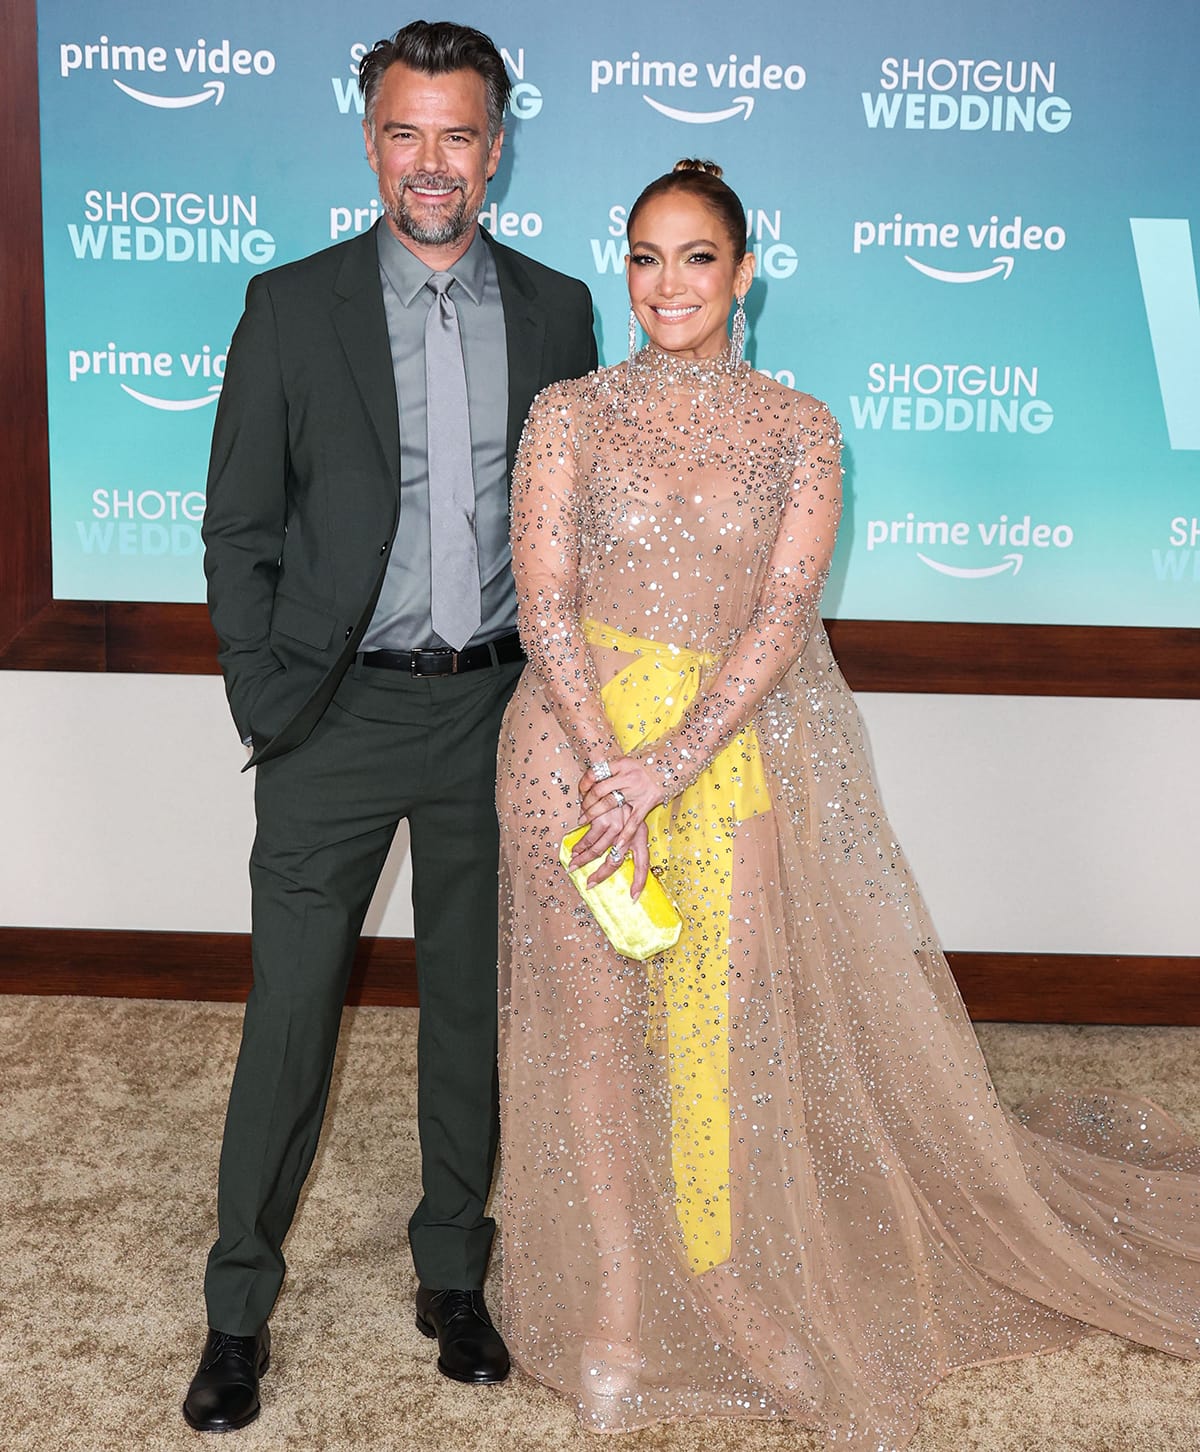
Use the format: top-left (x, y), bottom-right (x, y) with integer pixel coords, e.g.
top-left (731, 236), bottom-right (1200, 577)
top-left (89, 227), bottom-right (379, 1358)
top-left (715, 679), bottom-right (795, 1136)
top-left (185, 22), bottom-right (596, 1432)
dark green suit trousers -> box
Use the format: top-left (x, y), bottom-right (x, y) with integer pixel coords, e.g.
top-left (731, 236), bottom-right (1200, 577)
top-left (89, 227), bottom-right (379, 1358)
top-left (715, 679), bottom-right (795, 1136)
top-left (204, 655), bottom-right (523, 1334)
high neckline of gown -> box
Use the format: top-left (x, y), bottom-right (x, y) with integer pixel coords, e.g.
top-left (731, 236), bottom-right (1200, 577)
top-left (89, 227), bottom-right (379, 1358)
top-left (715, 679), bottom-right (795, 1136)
top-left (628, 343), bottom-right (745, 389)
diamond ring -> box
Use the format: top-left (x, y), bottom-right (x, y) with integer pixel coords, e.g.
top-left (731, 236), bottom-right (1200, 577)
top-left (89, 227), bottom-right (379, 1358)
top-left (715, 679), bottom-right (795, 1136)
top-left (612, 789), bottom-right (626, 807)
top-left (591, 761), bottom-right (613, 782)
top-left (609, 844), bottom-right (624, 861)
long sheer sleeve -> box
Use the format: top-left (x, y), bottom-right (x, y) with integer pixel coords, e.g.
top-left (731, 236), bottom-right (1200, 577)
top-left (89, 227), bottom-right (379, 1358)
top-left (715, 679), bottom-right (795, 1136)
top-left (511, 385), bottom-right (622, 770)
top-left (639, 397), bottom-right (842, 799)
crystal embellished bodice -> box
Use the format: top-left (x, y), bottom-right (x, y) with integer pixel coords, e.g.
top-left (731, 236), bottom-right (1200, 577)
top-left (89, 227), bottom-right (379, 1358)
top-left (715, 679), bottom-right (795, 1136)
top-left (506, 351), bottom-right (842, 796)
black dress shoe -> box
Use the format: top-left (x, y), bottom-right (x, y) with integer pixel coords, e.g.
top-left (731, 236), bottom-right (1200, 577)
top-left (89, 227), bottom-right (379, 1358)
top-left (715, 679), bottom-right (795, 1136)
top-left (415, 1287), bottom-right (510, 1384)
top-left (182, 1326), bottom-right (271, 1432)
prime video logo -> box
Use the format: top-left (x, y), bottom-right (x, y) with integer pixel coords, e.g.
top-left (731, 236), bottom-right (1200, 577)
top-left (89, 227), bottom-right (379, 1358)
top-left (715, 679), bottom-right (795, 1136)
top-left (865, 511), bottom-right (1075, 581)
top-left (59, 34), bottom-right (276, 109)
top-left (590, 51), bottom-right (805, 124)
top-left (852, 211), bottom-right (1066, 286)
top-left (67, 341), bottom-right (227, 412)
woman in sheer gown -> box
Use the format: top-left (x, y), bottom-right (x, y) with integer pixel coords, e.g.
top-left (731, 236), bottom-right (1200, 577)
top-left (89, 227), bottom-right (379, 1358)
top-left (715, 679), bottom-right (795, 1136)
top-left (495, 160), bottom-right (1200, 1449)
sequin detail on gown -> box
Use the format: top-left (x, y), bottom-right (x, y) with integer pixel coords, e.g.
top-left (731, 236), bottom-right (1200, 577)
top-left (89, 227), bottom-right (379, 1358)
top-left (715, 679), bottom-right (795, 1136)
top-left (496, 346), bottom-right (1200, 1449)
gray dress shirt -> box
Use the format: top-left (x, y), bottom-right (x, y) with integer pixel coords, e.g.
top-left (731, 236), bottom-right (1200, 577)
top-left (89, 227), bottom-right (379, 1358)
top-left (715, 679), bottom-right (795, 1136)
top-left (362, 223), bottom-right (516, 651)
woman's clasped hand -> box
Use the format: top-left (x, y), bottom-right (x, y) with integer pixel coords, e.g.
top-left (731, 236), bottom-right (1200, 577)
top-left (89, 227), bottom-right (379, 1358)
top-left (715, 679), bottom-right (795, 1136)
top-left (568, 755), bottom-right (665, 896)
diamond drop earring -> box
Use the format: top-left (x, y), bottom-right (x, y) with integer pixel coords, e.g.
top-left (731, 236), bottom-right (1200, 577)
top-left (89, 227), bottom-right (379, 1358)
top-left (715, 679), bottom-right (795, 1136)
top-left (628, 306), bottom-right (639, 361)
top-left (730, 294), bottom-right (747, 363)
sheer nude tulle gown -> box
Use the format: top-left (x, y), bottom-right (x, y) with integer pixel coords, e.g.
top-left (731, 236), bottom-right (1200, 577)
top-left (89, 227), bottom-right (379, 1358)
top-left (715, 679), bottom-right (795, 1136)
top-left (495, 346), bottom-right (1200, 1449)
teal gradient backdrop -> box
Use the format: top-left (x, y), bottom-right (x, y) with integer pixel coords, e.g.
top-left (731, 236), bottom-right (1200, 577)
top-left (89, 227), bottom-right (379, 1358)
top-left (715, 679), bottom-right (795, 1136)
top-left (38, 0), bottom-right (1200, 621)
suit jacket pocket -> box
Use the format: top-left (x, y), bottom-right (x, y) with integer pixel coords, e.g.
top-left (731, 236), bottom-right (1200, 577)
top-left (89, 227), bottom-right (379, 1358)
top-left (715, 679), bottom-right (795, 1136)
top-left (270, 592), bottom-right (336, 652)
top-left (247, 663), bottom-right (293, 747)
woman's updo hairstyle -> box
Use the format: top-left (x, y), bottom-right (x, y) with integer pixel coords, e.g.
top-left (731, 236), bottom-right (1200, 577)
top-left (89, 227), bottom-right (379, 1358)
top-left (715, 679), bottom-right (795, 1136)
top-left (627, 159), bottom-right (748, 260)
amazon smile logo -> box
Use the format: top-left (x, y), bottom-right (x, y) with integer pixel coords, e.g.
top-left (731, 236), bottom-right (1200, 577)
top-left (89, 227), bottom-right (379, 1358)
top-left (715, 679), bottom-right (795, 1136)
top-left (119, 383), bottom-right (221, 410)
top-left (590, 51), bottom-right (806, 124)
top-left (112, 78), bottom-right (225, 110)
top-left (866, 511), bottom-right (1075, 579)
top-left (853, 211), bottom-right (1066, 284)
top-left (59, 35), bottom-right (277, 108)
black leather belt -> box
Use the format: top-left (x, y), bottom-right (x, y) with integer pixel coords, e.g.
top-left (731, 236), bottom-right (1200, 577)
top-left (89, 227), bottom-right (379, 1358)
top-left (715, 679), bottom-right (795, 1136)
top-left (358, 631), bottom-right (525, 676)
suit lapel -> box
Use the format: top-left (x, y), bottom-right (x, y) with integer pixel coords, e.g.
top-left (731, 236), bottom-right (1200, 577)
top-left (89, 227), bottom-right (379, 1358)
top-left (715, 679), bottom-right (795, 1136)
top-left (486, 232), bottom-right (549, 474)
top-left (332, 225), bottom-right (401, 484)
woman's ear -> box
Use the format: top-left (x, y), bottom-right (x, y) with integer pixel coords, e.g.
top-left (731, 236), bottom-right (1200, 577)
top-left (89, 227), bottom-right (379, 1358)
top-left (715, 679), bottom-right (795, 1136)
top-left (735, 249), bottom-right (757, 299)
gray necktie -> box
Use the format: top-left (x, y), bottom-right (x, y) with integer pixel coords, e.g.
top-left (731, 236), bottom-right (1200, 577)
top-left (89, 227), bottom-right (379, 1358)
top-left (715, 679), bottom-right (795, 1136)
top-left (425, 272), bottom-right (481, 651)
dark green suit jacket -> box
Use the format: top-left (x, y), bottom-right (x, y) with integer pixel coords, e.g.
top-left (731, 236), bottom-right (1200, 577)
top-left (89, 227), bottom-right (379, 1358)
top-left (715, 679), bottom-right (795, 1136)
top-left (202, 222), bottom-right (597, 768)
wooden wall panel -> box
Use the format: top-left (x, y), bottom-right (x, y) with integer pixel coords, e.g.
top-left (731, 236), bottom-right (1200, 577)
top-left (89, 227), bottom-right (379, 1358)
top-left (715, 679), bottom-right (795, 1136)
top-left (3, 928), bottom-right (1199, 1024)
top-left (0, 928), bottom-right (418, 1008)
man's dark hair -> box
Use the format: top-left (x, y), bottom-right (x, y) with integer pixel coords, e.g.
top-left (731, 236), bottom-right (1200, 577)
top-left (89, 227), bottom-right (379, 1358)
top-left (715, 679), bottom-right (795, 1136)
top-left (359, 20), bottom-right (511, 142)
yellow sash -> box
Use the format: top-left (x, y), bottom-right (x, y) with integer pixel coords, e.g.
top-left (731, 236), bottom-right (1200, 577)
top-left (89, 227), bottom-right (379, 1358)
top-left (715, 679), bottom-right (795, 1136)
top-left (584, 619), bottom-right (770, 1273)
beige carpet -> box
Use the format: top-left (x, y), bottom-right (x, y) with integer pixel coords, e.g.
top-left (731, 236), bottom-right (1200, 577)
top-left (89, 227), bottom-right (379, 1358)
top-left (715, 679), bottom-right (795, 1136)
top-left (2, 994), bottom-right (1198, 1452)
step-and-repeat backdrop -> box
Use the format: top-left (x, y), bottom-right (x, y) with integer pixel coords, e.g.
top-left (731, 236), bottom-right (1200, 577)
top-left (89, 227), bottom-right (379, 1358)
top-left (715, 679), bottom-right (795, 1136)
top-left (37, 0), bottom-right (1199, 623)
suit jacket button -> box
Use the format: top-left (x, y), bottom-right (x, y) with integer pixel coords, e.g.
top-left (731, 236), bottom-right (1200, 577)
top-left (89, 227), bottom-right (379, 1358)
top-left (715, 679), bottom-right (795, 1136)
top-left (380, 542), bottom-right (388, 554)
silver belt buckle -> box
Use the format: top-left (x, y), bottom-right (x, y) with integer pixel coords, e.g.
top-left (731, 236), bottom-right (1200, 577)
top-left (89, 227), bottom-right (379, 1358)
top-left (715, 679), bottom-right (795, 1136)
top-left (410, 648), bottom-right (457, 676)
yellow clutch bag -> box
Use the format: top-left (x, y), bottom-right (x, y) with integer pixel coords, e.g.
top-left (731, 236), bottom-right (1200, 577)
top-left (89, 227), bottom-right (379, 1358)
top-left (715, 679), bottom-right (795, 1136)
top-left (559, 825), bottom-right (683, 961)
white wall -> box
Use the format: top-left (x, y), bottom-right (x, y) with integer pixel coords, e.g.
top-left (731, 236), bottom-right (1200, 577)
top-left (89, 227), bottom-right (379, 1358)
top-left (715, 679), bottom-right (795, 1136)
top-left (3, 671), bottom-right (1197, 955)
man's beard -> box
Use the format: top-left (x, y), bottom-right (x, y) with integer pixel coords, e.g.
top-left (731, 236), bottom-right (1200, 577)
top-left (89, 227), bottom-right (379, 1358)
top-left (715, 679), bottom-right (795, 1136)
top-left (381, 171), bottom-right (478, 247)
